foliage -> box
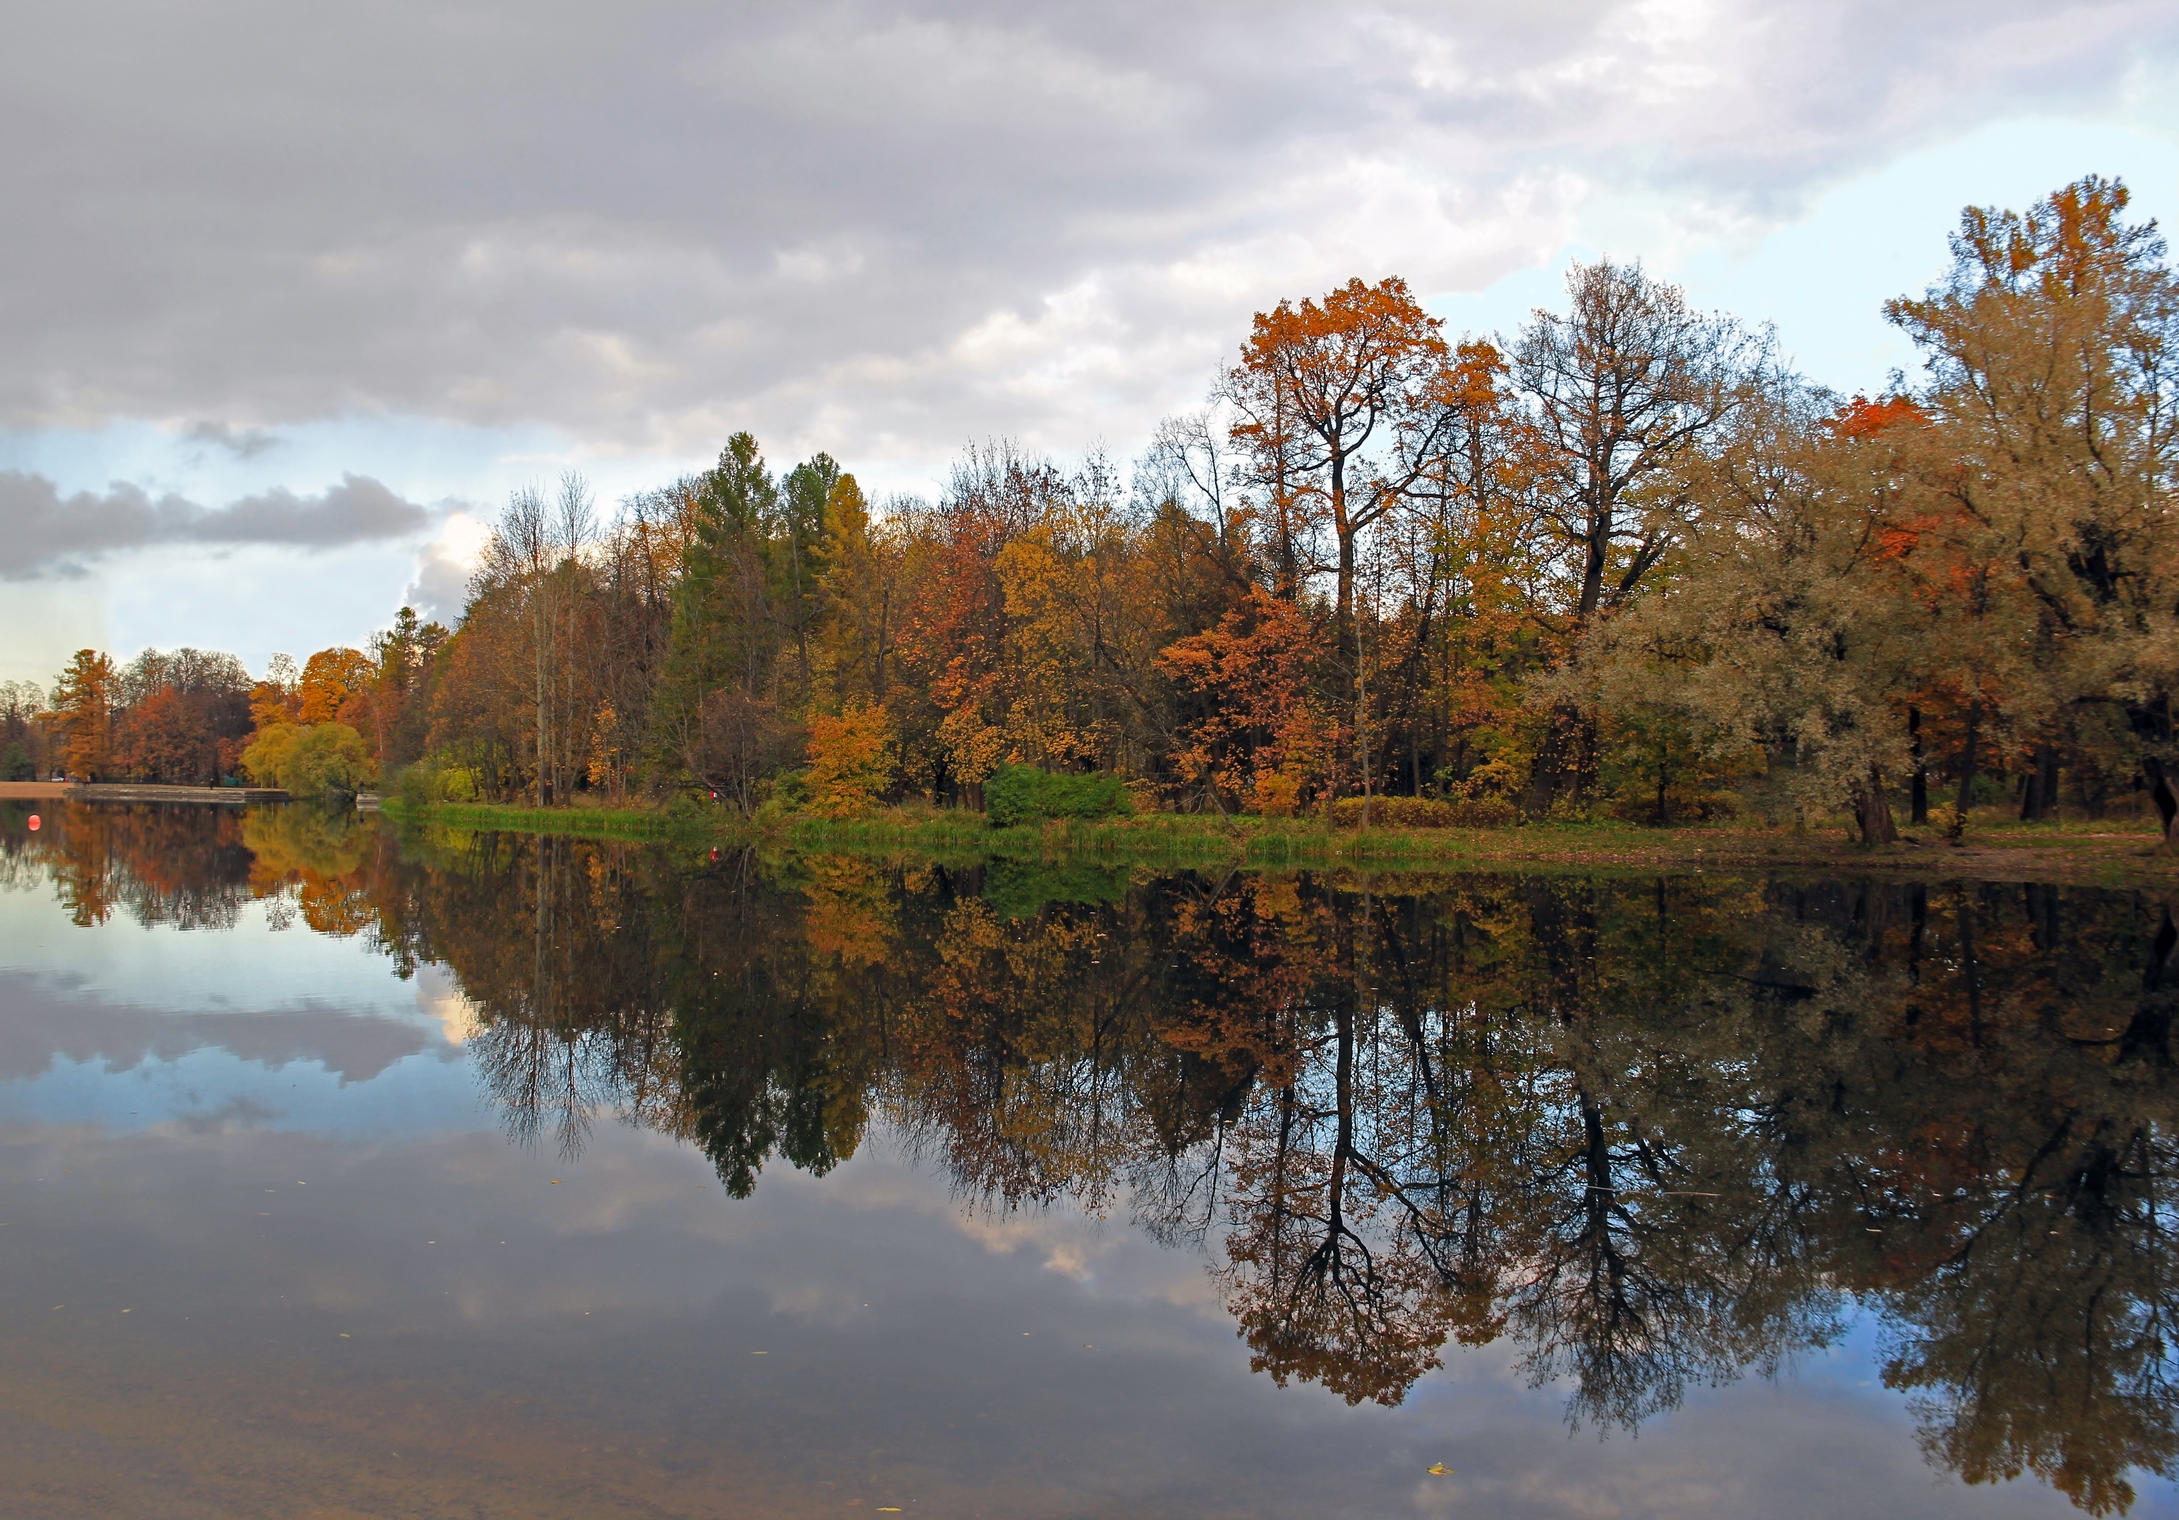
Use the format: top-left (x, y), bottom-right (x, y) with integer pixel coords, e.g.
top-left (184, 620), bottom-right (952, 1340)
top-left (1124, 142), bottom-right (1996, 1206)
top-left (804, 703), bottom-right (895, 818)
top-left (47, 649), bottom-right (116, 780)
top-left (1325, 794), bottom-right (1519, 828)
top-left (984, 762), bottom-right (1133, 827)
top-left (241, 722), bottom-right (373, 797)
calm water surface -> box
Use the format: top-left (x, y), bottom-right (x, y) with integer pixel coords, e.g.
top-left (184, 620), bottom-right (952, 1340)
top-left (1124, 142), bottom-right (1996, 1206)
top-left (2, 801), bottom-right (2174, 1518)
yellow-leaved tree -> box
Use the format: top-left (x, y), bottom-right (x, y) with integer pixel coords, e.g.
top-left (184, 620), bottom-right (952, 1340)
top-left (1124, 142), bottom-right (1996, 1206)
top-left (805, 703), bottom-right (894, 818)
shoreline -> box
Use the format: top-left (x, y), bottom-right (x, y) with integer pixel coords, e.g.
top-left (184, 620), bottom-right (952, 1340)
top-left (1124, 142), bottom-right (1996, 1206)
top-left (382, 800), bottom-right (2178, 888)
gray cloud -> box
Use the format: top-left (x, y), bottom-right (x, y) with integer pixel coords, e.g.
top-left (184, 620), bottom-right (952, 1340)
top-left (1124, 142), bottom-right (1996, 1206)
top-left (184, 421), bottom-right (282, 459)
top-left (0, 470), bottom-right (436, 580)
top-left (1, 2), bottom-right (2172, 472)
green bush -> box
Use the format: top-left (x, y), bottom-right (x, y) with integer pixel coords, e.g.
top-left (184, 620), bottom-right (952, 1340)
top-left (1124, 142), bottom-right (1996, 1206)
top-left (241, 722), bottom-right (373, 799)
top-left (985, 763), bottom-right (1133, 827)
top-left (391, 754), bottom-right (481, 808)
top-left (1326, 794), bottom-right (1520, 829)
top-left (0, 741), bottom-right (31, 782)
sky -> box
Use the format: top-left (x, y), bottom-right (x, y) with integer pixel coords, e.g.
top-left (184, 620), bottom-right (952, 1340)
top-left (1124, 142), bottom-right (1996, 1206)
top-left (4, 0), bottom-right (2177, 687)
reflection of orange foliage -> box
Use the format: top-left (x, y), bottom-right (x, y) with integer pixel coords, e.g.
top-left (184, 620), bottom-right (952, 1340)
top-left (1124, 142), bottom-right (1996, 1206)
top-left (241, 807), bottom-right (379, 937)
top-left (801, 857), bottom-right (892, 967)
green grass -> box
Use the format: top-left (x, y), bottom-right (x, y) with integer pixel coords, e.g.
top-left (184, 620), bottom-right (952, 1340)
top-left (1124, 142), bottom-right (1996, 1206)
top-left (384, 800), bottom-right (688, 843)
top-left (384, 796), bottom-right (2173, 885)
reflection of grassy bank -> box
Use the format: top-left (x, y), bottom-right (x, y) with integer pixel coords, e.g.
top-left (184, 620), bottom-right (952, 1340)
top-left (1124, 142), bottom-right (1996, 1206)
top-left (384, 799), bottom-right (2176, 885)
top-left (393, 801), bottom-right (685, 842)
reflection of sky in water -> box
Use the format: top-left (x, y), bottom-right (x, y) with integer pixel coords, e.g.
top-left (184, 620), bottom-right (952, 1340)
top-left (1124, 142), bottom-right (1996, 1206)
top-left (0, 870), bottom-right (457, 1023)
top-left (1, 843), bottom-right (2171, 1518)
top-left (0, 863), bottom-right (482, 1132)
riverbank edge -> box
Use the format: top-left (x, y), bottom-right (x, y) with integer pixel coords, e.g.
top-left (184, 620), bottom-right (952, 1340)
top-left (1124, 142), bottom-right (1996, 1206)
top-left (381, 800), bottom-right (2177, 887)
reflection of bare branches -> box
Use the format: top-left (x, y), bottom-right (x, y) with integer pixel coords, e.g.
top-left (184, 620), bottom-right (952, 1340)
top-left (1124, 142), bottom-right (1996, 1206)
top-left (333, 832), bottom-right (2179, 1515)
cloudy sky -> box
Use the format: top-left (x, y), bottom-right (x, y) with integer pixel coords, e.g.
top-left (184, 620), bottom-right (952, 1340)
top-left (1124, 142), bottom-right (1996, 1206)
top-left (4, 0), bottom-right (2176, 686)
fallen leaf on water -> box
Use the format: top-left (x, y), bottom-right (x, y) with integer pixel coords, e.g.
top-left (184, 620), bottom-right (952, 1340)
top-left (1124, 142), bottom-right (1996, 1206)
top-left (1427, 1463), bottom-right (1453, 1476)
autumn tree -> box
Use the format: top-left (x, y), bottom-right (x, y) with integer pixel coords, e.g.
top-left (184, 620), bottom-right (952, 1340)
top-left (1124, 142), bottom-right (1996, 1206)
top-left (0, 679), bottom-right (49, 779)
top-left (298, 646), bottom-right (376, 726)
top-left (46, 649), bottom-right (116, 780)
top-left (1885, 175), bottom-right (2179, 847)
top-left (1226, 276), bottom-right (1458, 642)
top-left (815, 474), bottom-right (904, 708)
top-left (805, 703), bottom-right (894, 818)
top-left (1515, 260), bottom-right (1767, 802)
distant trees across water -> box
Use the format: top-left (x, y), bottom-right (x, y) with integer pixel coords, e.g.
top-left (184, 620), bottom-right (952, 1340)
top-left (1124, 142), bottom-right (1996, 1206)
top-left (14, 175), bottom-right (2177, 839)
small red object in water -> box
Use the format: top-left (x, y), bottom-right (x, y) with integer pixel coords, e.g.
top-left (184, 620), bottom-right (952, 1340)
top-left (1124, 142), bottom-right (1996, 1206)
top-left (26, 815), bottom-right (39, 831)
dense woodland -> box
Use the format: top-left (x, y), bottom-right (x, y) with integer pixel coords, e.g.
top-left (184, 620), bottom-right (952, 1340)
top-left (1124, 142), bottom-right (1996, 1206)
top-left (11, 176), bottom-right (2176, 844)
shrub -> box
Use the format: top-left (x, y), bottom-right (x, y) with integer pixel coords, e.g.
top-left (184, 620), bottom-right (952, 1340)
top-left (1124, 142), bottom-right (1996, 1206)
top-left (1448, 796), bottom-right (1521, 827)
top-left (985, 763), bottom-right (1133, 827)
top-left (0, 740), bottom-right (31, 782)
top-left (1325, 794), bottom-right (1519, 829)
top-left (392, 754), bottom-right (480, 808)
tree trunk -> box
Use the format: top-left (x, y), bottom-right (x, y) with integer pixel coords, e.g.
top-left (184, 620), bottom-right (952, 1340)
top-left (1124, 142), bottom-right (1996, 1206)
top-left (1854, 765), bottom-right (1898, 844)
top-left (1954, 699), bottom-right (1981, 814)
top-left (533, 582), bottom-right (550, 808)
top-left (2144, 756), bottom-right (2177, 853)
top-left (1908, 705), bottom-right (1927, 825)
top-left (2020, 741), bottom-right (2058, 821)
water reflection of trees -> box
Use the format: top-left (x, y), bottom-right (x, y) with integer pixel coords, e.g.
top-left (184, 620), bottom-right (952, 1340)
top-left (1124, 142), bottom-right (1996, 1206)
top-left (371, 837), bottom-right (2175, 1515)
top-left (1, 800), bottom-right (394, 937)
top-left (13, 803), bottom-right (2174, 1515)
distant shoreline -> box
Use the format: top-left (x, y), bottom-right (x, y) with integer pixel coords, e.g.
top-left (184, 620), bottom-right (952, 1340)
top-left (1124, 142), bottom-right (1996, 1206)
top-left (0, 782), bottom-right (289, 804)
top-left (378, 800), bottom-right (2178, 889)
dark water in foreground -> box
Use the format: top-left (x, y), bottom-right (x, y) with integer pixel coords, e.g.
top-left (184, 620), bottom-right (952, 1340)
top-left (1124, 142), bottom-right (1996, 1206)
top-left (1, 802), bottom-right (2174, 1519)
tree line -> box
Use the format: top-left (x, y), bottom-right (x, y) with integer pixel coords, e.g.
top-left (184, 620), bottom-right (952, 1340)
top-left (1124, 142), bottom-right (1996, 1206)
top-left (15, 175), bottom-right (2175, 844)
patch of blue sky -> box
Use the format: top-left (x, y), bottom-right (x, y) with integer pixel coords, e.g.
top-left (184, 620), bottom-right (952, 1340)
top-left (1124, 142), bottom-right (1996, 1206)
top-left (1428, 115), bottom-right (2179, 399)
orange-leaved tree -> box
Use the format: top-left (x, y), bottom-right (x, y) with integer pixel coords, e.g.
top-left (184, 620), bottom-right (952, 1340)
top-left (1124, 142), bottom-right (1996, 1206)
top-left (298, 647), bottom-right (376, 726)
top-left (1155, 591), bottom-right (1342, 815)
top-left (1225, 276), bottom-right (1454, 637)
top-left (805, 703), bottom-right (895, 818)
top-left (46, 649), bottom-right (116, 780)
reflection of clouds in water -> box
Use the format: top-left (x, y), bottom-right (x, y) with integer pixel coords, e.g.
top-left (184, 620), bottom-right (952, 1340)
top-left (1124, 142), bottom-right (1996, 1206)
top-left (0, 886), bottom-right (417, 1022)
top-left (0, 970), bottom-right (429, 1084)
top-left (786, 1134), bottom-right (1226, 1313)
top-left (951, 1209), bottom-right (1100, 1284)
top-left (414, 964), bottom-right (480, 1048)
top-left (168, 1095), bottom-right (282, 1134)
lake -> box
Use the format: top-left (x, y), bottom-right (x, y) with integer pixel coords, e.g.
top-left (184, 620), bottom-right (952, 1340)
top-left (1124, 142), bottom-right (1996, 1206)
top-left (2, 800), bottom-right (2173, 1518)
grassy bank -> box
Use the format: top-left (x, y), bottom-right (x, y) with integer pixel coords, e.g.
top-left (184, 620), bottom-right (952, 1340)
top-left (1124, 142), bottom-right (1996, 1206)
top-left (383, 799), bottom-right (2176, 886)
